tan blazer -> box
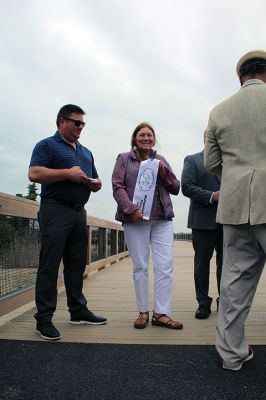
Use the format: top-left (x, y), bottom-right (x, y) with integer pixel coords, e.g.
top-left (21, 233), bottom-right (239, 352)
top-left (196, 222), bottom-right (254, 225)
top-left (204, 79), bottom-right (266, 225)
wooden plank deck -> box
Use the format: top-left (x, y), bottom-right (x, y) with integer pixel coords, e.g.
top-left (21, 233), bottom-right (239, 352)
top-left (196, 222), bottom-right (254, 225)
top-left (1, 241), bottom-right (266, 345)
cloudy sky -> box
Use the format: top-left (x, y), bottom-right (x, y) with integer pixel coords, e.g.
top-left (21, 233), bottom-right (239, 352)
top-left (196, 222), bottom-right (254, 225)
top-left (1, 0), bottom-right (265, 232)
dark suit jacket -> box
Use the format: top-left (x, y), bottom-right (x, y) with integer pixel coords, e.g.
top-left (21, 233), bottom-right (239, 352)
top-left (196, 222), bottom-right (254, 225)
top-left (181, 151), bottom-right (220, 230)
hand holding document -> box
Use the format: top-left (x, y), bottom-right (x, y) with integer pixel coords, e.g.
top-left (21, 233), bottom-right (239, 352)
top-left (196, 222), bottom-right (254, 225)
top-left (132, 158), bottom-right (159, 220)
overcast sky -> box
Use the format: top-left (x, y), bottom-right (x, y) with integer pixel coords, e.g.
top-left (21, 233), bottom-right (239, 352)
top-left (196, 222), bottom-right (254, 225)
top-left (1, 0), bottom-right (265, 232)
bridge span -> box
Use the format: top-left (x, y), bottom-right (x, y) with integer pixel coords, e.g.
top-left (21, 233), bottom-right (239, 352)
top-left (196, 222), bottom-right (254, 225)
top-left (1, 239), bottom-right (266, 345)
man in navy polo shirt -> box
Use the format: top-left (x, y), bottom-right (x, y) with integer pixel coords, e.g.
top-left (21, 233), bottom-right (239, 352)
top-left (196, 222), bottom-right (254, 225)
top-left (29, 104), bottom-right (107, 340)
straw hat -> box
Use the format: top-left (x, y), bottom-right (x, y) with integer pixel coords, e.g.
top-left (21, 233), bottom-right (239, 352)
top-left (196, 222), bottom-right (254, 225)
top-left (236, 50), bottom-right (266, 77)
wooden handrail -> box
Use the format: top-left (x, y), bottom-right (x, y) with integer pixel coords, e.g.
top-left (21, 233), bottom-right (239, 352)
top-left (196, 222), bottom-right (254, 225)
top-left (0, 192), bottom-right (123, 230)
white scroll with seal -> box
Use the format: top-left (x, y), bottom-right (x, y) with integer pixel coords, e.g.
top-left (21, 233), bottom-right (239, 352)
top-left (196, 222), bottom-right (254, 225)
top-left (132, 158), bottom-right (160, 220)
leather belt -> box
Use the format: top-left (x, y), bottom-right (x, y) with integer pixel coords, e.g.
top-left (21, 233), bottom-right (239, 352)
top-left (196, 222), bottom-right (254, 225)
top-left (42, 198), bottom-right (84, 211)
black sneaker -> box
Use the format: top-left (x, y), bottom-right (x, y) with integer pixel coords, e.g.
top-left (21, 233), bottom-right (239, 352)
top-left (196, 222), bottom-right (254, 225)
top-left (70, 309), bottom-right (107, 325)
top-left (36, 321), bottom-right (61, 341)
top-left (195, 304), bottom-right (211, 319)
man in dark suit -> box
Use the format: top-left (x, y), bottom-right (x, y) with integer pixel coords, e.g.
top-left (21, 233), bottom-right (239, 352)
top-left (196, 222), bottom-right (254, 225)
top-left (181, 131), bottom-right (223, 319)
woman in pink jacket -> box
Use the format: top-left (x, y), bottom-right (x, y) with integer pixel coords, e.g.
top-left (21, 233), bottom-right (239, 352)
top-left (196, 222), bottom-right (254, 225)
top-left (112, 122), bottom-right (183, 330)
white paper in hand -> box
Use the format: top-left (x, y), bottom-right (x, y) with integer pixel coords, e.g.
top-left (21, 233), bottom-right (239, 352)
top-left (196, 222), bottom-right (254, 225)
top-left (132, 158), bottom-right (159, 220)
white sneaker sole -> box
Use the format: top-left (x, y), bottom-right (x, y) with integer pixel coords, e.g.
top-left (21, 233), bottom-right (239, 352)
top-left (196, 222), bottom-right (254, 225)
top-left (36, 329), bottom-right (61, 341)
top-left (69, 320), bottom-right (107, 325)
top-left (223, 351), bottom-right (253, 371)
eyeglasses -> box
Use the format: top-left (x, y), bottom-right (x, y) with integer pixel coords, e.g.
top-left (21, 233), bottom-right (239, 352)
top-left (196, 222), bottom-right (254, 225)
top-left (64, 118), bottom-right (86, 128)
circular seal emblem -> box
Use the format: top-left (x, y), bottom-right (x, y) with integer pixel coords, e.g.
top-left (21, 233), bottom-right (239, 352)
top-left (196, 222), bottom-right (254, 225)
top-left (138, 168), bottom-right (156, 191)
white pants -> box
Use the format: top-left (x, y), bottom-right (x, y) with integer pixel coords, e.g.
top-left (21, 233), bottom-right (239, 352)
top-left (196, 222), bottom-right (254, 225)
top-left (123, 220), bottom-right (173, 314)
top-left (216, 223), bottom-right (266, 369)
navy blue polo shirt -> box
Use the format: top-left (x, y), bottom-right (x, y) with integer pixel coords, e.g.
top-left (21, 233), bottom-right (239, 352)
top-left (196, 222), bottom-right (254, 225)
top-left (29, 132), bottom-right (98, 204)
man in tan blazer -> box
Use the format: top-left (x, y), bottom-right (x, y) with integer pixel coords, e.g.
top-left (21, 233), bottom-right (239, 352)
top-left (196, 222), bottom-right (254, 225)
top-left (204, 49), bottom-right (266, 371)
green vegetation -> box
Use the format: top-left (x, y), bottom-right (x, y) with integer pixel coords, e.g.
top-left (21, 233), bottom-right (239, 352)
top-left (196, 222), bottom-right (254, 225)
top-left (16, 183), bottom-right (39, 201)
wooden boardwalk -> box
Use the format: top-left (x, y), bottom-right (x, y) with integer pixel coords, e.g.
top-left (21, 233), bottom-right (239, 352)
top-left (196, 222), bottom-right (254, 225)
top-left (1, 241), bottom-right (266, 345)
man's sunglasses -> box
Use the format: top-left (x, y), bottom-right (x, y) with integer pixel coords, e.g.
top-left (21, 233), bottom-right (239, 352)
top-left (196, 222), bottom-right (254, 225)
top-left (64, 118), bottom-right (86, 128)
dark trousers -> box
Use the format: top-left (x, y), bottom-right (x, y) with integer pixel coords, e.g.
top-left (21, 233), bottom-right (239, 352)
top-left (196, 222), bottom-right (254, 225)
top-left (192, 226), bottom-right (223, 307)
top-left (35, 202), bottom-right (88, 322)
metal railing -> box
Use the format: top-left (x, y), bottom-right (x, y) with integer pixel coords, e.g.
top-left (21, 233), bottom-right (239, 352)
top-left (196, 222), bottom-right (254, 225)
top-left (174, 232), bottom-right (192, 241)
top-left (0, 193), bottom-right (128, 313)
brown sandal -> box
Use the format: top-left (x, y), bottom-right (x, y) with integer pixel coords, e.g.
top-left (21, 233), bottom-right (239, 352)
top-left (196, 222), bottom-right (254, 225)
top-left (152, 313), bottom-right (183, 330)
top-left (134, 312), bottom-right (149, 329)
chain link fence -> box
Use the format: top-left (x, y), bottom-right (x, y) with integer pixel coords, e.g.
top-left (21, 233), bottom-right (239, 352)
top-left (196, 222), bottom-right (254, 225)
top-left (0, 214), bottom-right (127, 299)
top-left (0, 215), bottom-right (40, 298)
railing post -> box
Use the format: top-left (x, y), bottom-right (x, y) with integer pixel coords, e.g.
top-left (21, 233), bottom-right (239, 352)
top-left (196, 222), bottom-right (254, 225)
top-left (87, 225), bottom-right (92, 266)
top-left (116, 230), bottom-right (119, 255)
top-left (105, 228), bottom-right (108, 259)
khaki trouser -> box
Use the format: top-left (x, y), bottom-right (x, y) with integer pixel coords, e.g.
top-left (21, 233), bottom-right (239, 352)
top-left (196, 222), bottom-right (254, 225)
top-left (216, 223), bottom-right (266, 369)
